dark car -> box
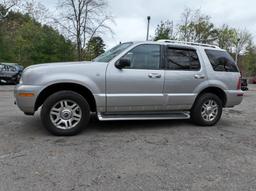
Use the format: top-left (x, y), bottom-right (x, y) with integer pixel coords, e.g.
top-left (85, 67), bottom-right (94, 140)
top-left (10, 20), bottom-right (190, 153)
top-left (241, 78), bottom-right (248, 91)
top-left (0, 63), bottom-right (24, 85)
top-left (252, 76), bottom-right (256, 84)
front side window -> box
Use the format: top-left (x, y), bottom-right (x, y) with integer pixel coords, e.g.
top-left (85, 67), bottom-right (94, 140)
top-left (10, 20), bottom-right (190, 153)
top-left (205, 50), bottom-right (239, 72)
top-left (166, 47), bottom-right (200, 71)
top-left (122, 44), bottom-right (161, 70)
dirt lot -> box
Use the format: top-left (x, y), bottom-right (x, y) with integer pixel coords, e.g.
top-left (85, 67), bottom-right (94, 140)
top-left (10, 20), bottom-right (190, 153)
top-left (0, 85), bottom-right (256, 191)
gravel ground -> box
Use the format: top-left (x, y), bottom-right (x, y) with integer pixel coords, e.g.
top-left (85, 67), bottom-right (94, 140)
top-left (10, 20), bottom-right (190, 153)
top-left (0, 85), bottom-right (256, 191)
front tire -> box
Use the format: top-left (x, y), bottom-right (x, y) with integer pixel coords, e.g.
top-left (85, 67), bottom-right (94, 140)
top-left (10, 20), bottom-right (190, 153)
top-left (41, 91), bottom-right (90, 136)
top-left (191, 93), bottom-right (223, 126)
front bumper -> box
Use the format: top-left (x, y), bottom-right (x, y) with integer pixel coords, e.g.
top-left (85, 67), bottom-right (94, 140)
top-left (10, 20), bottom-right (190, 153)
top-left (14, 84), bottom-right (42, 114)
top-left (225, 90), bottom-right (244, 107)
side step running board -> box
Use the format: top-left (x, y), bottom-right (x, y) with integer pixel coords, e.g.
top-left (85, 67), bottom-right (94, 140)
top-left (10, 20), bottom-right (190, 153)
top-left (97, 112), bottom-right (190, 121)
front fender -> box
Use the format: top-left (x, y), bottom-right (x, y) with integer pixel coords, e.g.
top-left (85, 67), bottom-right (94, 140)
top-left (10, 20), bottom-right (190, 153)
top-left (38, 73), bottom-right (102, 95)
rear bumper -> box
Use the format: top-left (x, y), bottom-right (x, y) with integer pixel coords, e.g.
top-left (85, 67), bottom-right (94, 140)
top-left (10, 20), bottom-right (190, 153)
top-left (14, 84), bottom-right (42, 114)
top-left (225, 90), bottom-right (244, 107)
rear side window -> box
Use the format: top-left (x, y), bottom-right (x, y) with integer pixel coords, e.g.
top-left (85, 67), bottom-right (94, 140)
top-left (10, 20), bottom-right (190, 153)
top-left (205, 50), bottom-right (239, 72)
top-left (166, 47), bottom-right (200, 71)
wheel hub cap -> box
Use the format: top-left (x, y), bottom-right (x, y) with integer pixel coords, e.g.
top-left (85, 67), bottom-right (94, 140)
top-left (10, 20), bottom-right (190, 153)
top-left (50, 100), bottom-right (82, 130)
top-left (201, 99), bottom-right (219, 122)
top-left (60, 109), bottom-right (72, 120)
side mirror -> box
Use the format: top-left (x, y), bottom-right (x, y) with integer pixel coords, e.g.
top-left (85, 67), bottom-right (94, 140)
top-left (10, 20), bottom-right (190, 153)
top-left (115, 58), bottom-right (131, 69)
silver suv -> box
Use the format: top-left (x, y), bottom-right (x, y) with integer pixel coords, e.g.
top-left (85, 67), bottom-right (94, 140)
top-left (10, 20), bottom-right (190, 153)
top-left (15, 40), bottom-right (243, 136)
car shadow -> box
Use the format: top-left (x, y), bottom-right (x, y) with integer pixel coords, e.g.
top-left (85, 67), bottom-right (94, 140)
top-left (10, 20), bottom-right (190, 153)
top-left (20, 113), bottom-right (194, 136)
top-left (84, 114), bottom-right (195, 133)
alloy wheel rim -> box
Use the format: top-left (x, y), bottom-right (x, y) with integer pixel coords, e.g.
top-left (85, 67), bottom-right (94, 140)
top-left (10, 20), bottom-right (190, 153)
top-left (50, 100), bottom-right (82, 130)
top-left (201, 99), bottom-right (219, 122)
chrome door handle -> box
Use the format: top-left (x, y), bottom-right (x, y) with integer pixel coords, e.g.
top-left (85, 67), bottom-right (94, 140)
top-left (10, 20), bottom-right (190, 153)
top-left (148, 73), bottom-right (161, 78)
top-left (194, 74), bottom-right (205, 79)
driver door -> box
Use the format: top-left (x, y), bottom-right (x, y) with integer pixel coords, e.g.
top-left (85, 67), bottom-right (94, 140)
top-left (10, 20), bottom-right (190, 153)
top-left (106, 44), bottom-right (165, 112)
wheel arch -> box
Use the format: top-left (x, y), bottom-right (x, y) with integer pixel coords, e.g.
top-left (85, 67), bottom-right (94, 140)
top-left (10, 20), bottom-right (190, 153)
top-left (195, 86), bottom-right (227, 107)
top-left (35, 83), bottom-right (97, 112)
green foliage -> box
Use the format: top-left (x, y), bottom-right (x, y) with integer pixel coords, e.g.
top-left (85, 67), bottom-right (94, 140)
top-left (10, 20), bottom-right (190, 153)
top-left (154, 8), bottom-right (256, 77)
top-left (189, 18), bottom-right (218, 44)
top-left (178, 10), bottom-right (218, 43)
top-left (243, 42), bottom-right (256, 76)
top-left (154, 20), bottom-right (175, 41)
top-left (217, 25), bottom-right (237, 52)
top-left (0, 10), bottom-right (76, 66)
top-left (84, 36), bottom-right (105, 61)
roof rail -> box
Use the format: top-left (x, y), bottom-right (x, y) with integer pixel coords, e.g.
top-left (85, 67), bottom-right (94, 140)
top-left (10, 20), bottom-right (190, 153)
top-left (157, 39), bottom-right (219, 49)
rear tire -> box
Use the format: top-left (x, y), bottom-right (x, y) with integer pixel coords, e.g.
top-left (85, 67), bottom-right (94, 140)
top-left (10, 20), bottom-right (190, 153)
top-left (41, 91), bottom-right (90, 136)
top-left (191, 93), bottom-right (223, 126)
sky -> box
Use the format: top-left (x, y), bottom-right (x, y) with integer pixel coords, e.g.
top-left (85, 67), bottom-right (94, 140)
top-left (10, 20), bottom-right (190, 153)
top-left (40, 0), bottom-right (256, 48)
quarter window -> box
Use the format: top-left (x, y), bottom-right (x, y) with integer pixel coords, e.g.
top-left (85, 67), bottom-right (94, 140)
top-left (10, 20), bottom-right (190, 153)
top-left (122, 44), bottom-right (161, 70)
top-left (166, 47), bottom-right (200, 71)
top-left (205, 49), bottom-right (239, 72)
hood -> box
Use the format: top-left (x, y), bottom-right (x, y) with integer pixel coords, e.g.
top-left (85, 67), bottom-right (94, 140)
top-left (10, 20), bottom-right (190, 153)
top-left (24, 61), bottom-right (109, 74)
top-left (21, 61), bottom-right (109, 85)
top-left (26, 61), bottom-right (92, 70)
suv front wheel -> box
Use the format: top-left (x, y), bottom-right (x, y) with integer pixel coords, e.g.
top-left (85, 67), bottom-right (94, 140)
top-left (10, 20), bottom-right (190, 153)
top-left (41, 91), bottom-right (90, 136)
top-left (191, 93), bottom-right (223, 126)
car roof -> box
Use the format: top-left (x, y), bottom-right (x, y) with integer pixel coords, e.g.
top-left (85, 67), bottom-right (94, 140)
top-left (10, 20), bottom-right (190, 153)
top-left (0, 63), bottom-right (18, 65)
top-left (131, 40), bottom-right (225, 51)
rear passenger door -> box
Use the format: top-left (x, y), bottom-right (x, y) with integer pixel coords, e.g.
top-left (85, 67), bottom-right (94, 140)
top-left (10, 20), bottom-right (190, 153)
top-left (163, 46), bottom-right (207, 110)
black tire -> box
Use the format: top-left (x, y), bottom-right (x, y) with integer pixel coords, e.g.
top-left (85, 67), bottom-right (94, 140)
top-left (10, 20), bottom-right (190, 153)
top-left (41, 91), bottom-right (90, 136)
top-left (191, 93), bottom-right (223, 126)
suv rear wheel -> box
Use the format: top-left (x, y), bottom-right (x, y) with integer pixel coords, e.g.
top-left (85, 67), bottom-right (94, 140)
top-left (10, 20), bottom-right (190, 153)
top-left (191, 93), bottom-right (223, 126)
top-left (41, 91), bottom-right (90, 136)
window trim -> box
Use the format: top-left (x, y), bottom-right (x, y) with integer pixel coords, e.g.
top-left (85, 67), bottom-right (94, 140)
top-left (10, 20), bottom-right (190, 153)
top-left (116, 44), bottom-right (164, 70)
top-left (164, 46), bottom-right (201, 71)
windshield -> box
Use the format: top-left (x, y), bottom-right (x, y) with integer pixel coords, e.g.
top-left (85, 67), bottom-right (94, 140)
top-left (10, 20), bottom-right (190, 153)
top-left (94, 42), bottom-right (133, 62)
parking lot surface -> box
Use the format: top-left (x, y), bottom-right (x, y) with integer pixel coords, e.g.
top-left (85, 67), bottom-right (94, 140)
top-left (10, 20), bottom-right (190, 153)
top-left (0, 85), bottom-right (256, 191)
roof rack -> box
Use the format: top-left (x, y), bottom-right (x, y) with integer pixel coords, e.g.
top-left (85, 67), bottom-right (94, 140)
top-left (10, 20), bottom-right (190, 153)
top-left (157, 39), bottom-right (219, 49)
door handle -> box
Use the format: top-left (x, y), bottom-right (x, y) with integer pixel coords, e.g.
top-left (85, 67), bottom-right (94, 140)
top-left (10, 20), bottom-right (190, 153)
top-left (194, 74), bottom-right (205, 79)
top-left (148, 73), bottom-right (161, 79)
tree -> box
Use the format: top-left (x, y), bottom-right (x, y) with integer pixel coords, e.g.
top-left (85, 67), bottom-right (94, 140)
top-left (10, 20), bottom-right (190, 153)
top-left (235, 29), bottom-right (252, 61)
top-left (217, 25), bottom-right (237, 53)
top-left (85, 36), bottom-right (105, 60)
top-left (57, 0), bottom-right (112, 61)
top-left (0, 10), bottom-right (76, 66)
top-left (21, 0), bottom-right (50, 24)
top-left (0, 0), bottom-right (20, 20)
top-left (178, 8), bottom-right (194, 42)
top-left (154, 20), bottom-right (175, 41)
top-left (178, 9), bottom-right (218, 43)
top-left (243, 42), bottom-right (256, 76)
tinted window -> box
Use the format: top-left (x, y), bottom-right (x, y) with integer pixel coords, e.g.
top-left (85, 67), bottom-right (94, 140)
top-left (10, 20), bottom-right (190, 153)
top-left (166, 48), bottom-right (200, 70)
top-left (205, 50), bottom-right (239, 72)
top-left (0, 65), bottom-right (16, 72)
top-left (122, 44), bottom-right (161, 70)
top-left (2, 65), bottom-right (9, 72)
